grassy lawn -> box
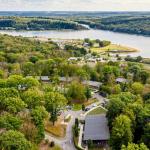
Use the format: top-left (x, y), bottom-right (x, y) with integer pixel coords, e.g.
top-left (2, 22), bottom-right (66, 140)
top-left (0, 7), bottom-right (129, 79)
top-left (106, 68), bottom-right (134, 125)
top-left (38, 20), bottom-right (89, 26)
top-left (72, 104), bottom-right (82, 111)
top-left (91, 44), bottom-right (138, 53)
top-left (84, 99), bottom-right (98, 107)
top-left (87, 107), bottom-right (107, 115)
top-left (45, 118), bottom-right (66, 138)
top-left (143, 63), bottom-right (150, 71)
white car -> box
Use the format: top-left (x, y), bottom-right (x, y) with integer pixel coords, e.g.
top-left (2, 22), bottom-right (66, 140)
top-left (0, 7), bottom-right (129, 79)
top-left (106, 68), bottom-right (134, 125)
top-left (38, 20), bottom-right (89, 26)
top-left (93, 104), bottom-right (97, 107)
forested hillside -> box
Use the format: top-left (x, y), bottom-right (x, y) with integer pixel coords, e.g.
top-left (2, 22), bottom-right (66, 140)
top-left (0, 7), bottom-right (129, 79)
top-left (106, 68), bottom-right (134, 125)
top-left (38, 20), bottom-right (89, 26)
top-left (0, 34), bottom-right (150, 150)
top-left (0, 15), bottom-right (150, 36)
top-left (0, 17), bottom-right (86, 30)
top-left (76, 16), bottom-right (150, 36)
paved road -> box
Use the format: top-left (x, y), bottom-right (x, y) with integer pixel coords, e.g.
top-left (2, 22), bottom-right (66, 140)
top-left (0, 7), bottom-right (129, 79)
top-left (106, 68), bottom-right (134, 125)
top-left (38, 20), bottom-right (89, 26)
top-left (45, 110), bottom-right (82, 150)
top-left (45, 93), bottom-right (106, 150)
top-left (93, 93), bottom-right (105, 103)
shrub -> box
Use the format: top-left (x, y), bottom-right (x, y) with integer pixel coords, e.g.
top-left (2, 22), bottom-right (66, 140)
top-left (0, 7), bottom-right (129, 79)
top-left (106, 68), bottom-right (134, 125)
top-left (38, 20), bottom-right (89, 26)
top-left (49, 141), bottom-right (55, 147)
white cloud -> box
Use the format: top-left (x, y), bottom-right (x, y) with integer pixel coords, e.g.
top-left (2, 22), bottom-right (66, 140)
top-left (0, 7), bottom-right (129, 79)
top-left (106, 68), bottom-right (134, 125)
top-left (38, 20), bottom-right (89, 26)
top-left (0, 0), bottom-right (150, 11)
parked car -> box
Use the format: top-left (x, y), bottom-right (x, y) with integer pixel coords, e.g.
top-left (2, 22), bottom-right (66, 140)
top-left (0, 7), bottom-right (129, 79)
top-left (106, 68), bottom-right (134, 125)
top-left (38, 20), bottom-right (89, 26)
top-left (66, 105), bottom-right (72, 110)
top-left (85, 108), bottom-right (90, 111)
top-left (93, 104), bottom-right (97, 107)
top-left (93, 90), bottom-right (99, 93)
top-left (57, 111), bottom-right (62, 116)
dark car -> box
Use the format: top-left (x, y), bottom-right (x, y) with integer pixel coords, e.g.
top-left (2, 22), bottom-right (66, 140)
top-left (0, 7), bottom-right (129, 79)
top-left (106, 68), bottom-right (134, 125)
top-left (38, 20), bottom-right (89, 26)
top-left (84, 108), bottom-right (90, 111)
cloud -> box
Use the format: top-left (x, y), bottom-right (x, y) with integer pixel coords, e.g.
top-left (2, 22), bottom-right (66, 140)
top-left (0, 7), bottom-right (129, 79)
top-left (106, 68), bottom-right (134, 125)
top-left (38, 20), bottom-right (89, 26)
top-left (0, 0), bottom-right (150, 11)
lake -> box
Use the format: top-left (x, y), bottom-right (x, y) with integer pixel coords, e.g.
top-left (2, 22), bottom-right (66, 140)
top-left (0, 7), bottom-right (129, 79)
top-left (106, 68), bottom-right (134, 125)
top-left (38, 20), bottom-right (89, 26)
top-left (0, 29), bottom-right (150, 58)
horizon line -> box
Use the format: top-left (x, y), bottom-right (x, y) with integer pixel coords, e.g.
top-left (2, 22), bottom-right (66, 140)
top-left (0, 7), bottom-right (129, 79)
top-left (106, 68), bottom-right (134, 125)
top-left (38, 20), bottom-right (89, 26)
top-left (0, 10), bottom-right (150, 12)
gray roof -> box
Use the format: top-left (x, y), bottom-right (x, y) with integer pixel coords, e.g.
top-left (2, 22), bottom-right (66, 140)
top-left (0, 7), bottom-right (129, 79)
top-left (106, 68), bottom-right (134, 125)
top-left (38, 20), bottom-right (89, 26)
top-left (59, 77), bottom-right (73, 82)
top-left (82, 81), bottom-right (102, 88)
top-left (26, 76), bottom-right (102, 87)
top-left (116, 77), bottom-right (128, 83)
top-left (37, 76), bottom-right (49, 81)
top-left (27, 76), bottom-right (50, 81)
top-left (59, 77), bottom-right (102, 88)
top-left (84, 114), bottom-right (110, 141)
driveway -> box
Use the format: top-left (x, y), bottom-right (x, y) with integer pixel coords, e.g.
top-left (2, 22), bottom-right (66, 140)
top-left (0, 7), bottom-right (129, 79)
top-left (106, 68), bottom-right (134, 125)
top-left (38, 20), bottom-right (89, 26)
top-left (45, 93), bottom-right (107, 150)
top-left (45, 110), bottom-right (82, 150)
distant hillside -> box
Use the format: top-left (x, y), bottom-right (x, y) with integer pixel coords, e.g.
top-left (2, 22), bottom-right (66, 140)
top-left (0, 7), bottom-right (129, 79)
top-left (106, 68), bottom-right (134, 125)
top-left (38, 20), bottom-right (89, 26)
top-left (0, 17), bottom-right (86, 30)
top-left (0, 12), bottom-right (150, 36)
top-left (0, 11), bottom-right (150, 17)
top-left (75, 15), bottom-right (150, 36)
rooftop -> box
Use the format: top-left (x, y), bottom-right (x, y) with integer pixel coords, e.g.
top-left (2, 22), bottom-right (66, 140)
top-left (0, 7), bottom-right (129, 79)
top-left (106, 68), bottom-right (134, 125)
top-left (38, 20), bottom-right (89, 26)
top-left (116, 77), bottom-right (128, 83)
top-left (83, 114), bottom-right (110, 141)
top-left (82, 80), bottom-right (102, 88)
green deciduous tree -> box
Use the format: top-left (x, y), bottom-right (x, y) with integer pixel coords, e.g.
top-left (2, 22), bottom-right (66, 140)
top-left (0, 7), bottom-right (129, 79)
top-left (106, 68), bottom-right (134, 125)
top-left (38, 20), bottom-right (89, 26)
top-left (131, 82), bottom-right (144, 95)
top-left (4, 97), bottom-right (26, 114)
top-left (0, 87), bottom-right (19, 111)
top-left (112, 84), bottom-right (121, 94)
top-left (31, 106), bottom-right (48, 142)
top-left (22, 62), bottom-right (35, 76)
top-left (110, 115), bottom-right (133, 150)
top-left (121, 143), bottom-right (149, 150)
top-left (0, 113), bottom-right (22, 130)
top-left (140, 70), bottom-right (149, 84)
top-left (76, 69), bottom-right (89, 82)
top-left (129, 65), bottom-right (141, 82)
top-left (45, 92), bottom-right (67, 125)
top-left (0, 69), bottom-right (4, 78)
top-left (0, 130), bottom-right (32, 150)
top-left (67, 81), bottom-right (86, 102)
top-left (141, 123), bottom-right (150, 148)
top-left (23, 77), bottom-right (39, 88)
top-left (7, 75), bottom-right (24, 88)
top-left (22, 89), bottom-right (44, 109)
top-left (85, 86), bottom-right (92, 101)
top-left (106, 98), bottom-right (125, 127)
top-left (31, 106), bottom-right (48, 126)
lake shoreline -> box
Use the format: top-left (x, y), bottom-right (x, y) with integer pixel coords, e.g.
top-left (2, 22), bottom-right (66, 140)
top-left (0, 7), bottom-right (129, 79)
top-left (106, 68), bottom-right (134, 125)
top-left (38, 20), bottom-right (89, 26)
top-left (0, 29), bottom-right (149, 58)
top-left (0, 28), bottom-right (150, 37)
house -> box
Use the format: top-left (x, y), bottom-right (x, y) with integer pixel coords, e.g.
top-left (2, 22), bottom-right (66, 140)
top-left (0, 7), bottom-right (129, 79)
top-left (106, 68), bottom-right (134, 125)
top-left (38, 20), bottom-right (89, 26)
top-left (83, 42), bottom-right (90, 47)
top-left (68, 57), bottom-right (78, 61)
top-left (59, 77), bottom-right (73, 83)
top-left (83, 114), bottom-right (110, 145)
top-left (87, 58), bottom-right (97, 63)
top-left (82, 80), bottom-right (102, 89)
top-left (116, 77), bottom-right (128, 84)
top-left (26, 76), bottom-right (50, 82)
top-left (37, 76), bottom-right (50, 82)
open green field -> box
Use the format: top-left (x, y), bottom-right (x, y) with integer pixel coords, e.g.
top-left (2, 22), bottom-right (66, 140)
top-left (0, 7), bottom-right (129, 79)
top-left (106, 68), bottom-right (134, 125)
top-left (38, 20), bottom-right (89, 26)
top-left (91, 44), bottom-right (138, 53)
top-left (87, 107), bottom-right (107, 115)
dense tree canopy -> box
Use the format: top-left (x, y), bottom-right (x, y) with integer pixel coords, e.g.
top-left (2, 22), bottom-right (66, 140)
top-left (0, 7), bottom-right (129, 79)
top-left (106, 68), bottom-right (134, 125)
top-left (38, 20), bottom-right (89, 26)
top-left (110, 115), bottom-right (133, 150)
top-left (0, 130), bottom-right (32, 150)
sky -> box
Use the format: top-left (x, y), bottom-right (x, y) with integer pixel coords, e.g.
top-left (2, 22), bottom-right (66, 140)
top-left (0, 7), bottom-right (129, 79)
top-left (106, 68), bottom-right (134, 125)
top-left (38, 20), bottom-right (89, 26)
top-left (0, 0), bottom-right (150, 11)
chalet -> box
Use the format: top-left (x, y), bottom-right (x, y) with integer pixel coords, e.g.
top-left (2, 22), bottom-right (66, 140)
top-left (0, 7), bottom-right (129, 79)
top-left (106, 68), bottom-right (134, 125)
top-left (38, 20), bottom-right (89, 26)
top-left (83, 114), bottom-right (110, 146)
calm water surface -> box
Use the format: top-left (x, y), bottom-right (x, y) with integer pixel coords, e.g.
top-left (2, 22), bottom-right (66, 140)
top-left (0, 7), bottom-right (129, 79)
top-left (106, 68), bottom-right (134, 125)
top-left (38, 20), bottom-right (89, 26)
top-left (0, 29), bottom-right (150, 58)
